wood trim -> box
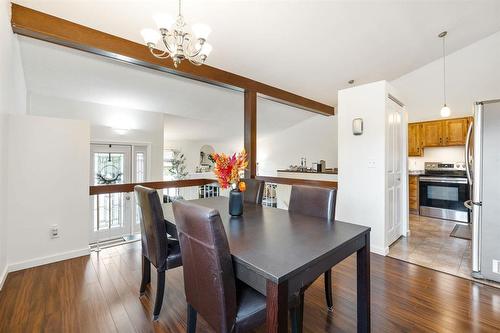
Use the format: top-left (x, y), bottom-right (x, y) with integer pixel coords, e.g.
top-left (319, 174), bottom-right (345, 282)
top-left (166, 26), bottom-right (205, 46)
top-left (89, 178), bottom-right (216, 195)
top-left (11, 3), bottom-right (334, 116)
top-left (244, 90), bottom-right (257, 178)
top-left (256, 176), bottom-right (338, 188)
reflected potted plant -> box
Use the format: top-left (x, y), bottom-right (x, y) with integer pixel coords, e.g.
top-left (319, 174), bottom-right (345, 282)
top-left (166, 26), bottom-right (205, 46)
top-left (210, 149), bottom-right (248, 216)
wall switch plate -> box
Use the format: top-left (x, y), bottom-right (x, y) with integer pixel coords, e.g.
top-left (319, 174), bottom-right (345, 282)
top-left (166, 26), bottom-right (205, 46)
top-left (492, 260), bottom-right (500, 274)
top-left (50, 224), bottom-right (59, 239)
top-left (368, 160), bottom-right (376, 168)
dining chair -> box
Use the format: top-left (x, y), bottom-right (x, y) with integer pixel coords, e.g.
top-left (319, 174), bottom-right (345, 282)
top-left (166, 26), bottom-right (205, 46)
top-left (135, 185), bottom-right (183, 320)
top-left (242, 178), bottom-right (265, 205)
top-left (289, 185), bottom-right (337, 312)
top-left (173, 199), bottom-right (302, 333)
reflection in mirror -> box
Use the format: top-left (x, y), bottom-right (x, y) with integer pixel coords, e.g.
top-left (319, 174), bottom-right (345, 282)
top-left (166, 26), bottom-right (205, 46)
top-left (18, 35), bottom-right (243, 244)
top-left (199, 144), bottom-right (215, 170)
top-left (256, 97), bottom-right (338, 208)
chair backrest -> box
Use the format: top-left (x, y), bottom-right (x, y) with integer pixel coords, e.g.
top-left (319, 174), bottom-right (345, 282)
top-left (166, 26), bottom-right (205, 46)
top-left (135, 185), bottom-right (168, 270)
top-left (242, 178), bottom-right (265, 205)
top-left (289, 185), bottom-right (337, 221)
top-left (173, 200), bottom-right (237, 332)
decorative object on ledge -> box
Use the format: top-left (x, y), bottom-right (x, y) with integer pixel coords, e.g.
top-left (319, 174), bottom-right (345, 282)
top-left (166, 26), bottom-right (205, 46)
top-left (140, 0), bottom-right (212, 67)
top-left (210, 149), bottom-right (248, 216)
top-left (352, 117), bottom-right (363, 135)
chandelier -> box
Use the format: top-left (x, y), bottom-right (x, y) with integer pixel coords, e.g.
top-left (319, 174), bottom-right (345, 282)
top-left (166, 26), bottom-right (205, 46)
top-left (140, 0), bottom-right (212, 68)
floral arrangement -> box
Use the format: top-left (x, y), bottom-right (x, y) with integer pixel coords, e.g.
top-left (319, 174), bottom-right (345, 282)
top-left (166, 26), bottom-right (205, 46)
top-left (210, 149), bottom-right (248, 190)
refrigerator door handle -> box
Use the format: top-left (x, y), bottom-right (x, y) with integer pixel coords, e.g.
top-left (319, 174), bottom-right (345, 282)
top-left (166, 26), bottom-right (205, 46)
top-left (465, 120), bottom-right (474, 185)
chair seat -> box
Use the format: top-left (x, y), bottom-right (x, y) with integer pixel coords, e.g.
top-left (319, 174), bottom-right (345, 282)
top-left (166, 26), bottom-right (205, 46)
top-left (165, 241), bottom-right (182, 270)
top-left (234, 281), bottom-right (301, 333)
top-left (234, 281), bottom-right (267, 333)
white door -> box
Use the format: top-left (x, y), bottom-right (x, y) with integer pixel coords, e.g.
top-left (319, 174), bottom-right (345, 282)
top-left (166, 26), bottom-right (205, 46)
top-left (386, 99), bottom-right (404, 246)
top-left (90, 144), bottom-right (132, 243)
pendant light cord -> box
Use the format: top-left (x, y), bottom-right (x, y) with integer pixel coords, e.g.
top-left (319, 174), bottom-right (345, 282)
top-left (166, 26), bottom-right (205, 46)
top-left (442, 35), bottom-right (446, 106)
top-left (178, 0), bottom-right (182, 17)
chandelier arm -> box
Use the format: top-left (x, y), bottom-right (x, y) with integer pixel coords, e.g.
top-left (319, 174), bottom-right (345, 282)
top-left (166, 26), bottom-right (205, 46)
top-left (148, 46), bottom-right (170, 59)
top-left (188, 58), bottom-right (203, 66)
top-left (161, 34), bottom-right (176, 53)
top-left (184, 37), bottom-right (204, 58)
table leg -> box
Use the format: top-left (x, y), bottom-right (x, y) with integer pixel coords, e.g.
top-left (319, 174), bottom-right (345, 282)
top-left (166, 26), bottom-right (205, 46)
top-left (266, 280), bottom-right (288, 333)
top-left (357, 233), bottom-right (371, 333)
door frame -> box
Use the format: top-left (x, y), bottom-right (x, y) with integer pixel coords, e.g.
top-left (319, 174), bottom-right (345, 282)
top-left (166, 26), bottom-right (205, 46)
top-left (90, 140), bottom-right (152, 243)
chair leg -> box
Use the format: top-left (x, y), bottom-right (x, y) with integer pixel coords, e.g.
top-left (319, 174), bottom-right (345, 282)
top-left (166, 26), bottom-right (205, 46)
top-left (140, 256), bottom-right (151, 296)
top-left (290, 292), bottom-right (304, 333)
top-left (153, 271), bottom-right (166, 321)
top-left (324, 269), bottom-right (333, 312)
top-left (187, 303), bottom-right (197, 333)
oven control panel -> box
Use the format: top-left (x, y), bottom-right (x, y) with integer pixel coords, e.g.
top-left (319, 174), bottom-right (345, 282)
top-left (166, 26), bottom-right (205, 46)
top-left (425, 162), bottom-right (466, 171)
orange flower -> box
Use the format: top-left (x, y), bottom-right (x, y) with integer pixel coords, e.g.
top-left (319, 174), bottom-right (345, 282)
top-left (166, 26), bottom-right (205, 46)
top-left (238, 181), bottom-right (246, 192)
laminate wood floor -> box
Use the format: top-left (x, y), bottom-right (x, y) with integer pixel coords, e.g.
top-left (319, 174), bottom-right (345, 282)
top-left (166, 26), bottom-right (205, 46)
top-left (1, 241), bottom-right (500, 333)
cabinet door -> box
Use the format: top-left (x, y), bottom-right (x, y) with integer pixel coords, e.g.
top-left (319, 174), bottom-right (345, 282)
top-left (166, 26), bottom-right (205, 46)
top-left (408, 123), bottom-right (422, 156)
top-left (422, 121), bottom-right (443, 147)
top-left (444, 118), bottom-right (468, 146)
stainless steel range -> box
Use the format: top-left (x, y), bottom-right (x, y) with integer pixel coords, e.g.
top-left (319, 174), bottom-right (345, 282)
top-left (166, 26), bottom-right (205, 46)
top-left (419, 162), bottom-right (470, 223)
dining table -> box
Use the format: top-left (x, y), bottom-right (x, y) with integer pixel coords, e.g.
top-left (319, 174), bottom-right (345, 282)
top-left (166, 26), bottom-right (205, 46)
top-left (162, 196), bottom-right (371, 333)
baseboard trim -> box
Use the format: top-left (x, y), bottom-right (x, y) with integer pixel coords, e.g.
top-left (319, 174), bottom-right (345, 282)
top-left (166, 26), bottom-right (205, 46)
top-left (7, 247), bottom-right (90, 273)
top-left (0, 265), bottom-right (8, 291)
top-left (371, 245), bottom-right (389, 256)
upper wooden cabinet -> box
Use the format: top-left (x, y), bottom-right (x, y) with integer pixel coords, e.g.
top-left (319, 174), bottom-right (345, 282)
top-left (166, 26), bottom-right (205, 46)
top-left (444, 118), bottom-right (469, 146)
top-left (422, 121), bottom-right (443, 147)
top-left (408, 123), bottom-right (422, 156)
top-left (408, 116), bottom-right (472, 156)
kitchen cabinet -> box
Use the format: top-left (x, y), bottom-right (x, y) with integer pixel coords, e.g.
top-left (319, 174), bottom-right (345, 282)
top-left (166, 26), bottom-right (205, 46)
top-left (409, 175), bottom-right (419, 214)
top-left (444, 118), bottom-right (469, 145)
top-left (422, 121), bottom-right (443, 147)
top-left (408, 123), bottom-right (422, 156)
top-left (407, 117), bottom-right (472, 156)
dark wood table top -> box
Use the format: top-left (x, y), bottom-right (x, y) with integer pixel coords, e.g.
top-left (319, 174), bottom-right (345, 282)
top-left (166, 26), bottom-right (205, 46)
top-left (163, 196), bottom-right (370, 283)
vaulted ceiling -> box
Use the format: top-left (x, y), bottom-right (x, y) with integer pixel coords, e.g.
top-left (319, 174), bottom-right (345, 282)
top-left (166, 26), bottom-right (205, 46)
top-left (14, 0), bottom-right (500, 106)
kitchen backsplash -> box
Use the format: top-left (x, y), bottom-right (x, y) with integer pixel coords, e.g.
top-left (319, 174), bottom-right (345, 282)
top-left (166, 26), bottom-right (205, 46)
top-left (408, 146), bottom-right (465, 170)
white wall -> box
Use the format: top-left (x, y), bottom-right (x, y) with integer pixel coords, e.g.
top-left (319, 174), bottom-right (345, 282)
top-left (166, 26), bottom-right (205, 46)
top-left (337, 81), bottom-right (390, 255)
top-left (392, 31), bottom-right (500, 122)
top-left (28, 94), bottom-right (165, 181)
top-left (0, 0), bottom-right (27, 288)
top-left (409, 146), bottom-right (465, 171)
top-left (257, 114), bottom-right (338, 176)
top-left (6, 115), bottom-right (90, 271)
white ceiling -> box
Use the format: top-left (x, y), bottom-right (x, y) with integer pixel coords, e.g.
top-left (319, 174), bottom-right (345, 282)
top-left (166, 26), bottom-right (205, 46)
top-left (19, 37), bottom-right (315, 141)
top-left (14, 0), bottom-right (500, 106)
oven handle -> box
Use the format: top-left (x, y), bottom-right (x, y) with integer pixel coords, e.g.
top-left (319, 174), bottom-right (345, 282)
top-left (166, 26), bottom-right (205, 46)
top-left (419, 176), bottom-right (468, 184)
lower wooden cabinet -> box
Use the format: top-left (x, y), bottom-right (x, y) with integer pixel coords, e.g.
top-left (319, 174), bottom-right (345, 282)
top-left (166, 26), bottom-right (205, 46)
top-left (409, 175), bottom-right (419, 214)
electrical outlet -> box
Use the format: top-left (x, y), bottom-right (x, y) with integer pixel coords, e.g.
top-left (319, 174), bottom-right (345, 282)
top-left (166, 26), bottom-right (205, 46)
top-left (492, 259), bottom-right (500, 274)
top-left (368, 160), bottom-right (376, 168)
top-left (50, 224), bottom-right (59, 239)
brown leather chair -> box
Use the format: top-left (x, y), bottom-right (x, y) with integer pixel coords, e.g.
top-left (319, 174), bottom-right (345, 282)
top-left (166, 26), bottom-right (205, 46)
top-left (173, 200), bottom-right (302, 333)
top-left (135, 185), bottom-right (183, 320)
top-left (242, 178), bottom-right (265, 205)
top-left (289, 185), bottom-right (337, 312)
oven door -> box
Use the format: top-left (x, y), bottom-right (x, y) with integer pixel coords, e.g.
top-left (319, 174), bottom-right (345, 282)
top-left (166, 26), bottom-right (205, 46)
top-left (419, 176), bottom-right (469, 222)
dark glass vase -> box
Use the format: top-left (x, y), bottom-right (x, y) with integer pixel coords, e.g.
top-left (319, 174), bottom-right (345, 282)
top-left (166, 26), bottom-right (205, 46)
top-left (229, 189), bottom-right (243, 216)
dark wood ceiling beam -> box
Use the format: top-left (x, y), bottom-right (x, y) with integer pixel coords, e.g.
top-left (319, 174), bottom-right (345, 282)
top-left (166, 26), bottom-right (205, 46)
top-left (244, 90), bottom-right (257, 178)
top-left (10, 3), bottom-right (335, 116)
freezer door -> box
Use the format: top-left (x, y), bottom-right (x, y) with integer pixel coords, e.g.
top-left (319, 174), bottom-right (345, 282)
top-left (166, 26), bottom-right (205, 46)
top-left (478, 100), bottom-right (500, 282)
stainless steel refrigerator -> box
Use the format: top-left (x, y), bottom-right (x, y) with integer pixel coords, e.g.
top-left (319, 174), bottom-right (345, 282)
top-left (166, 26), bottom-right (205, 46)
top-left (466, 99), bottom-right (500, 282)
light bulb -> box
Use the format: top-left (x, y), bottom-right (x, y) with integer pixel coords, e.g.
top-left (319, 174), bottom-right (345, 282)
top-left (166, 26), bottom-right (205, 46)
top-left (192, 23), bottom-right (211, 40)
top-left (140, 28), bottom-right (160, 45)
top-left (440, 105), bottom-right (451, 117)
top-left (153, 13), bottom-right (175, 29)
top-left (200, 43), bottom-right (212, 56)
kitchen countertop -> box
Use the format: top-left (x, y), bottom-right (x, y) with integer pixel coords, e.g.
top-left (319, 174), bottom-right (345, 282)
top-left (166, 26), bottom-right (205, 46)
top-left (277, 169), bottom-right (338, 175)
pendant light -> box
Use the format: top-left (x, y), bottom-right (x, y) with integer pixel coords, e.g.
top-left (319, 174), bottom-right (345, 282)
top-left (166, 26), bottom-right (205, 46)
top-left (439, 31), bottom-right (451, 117)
